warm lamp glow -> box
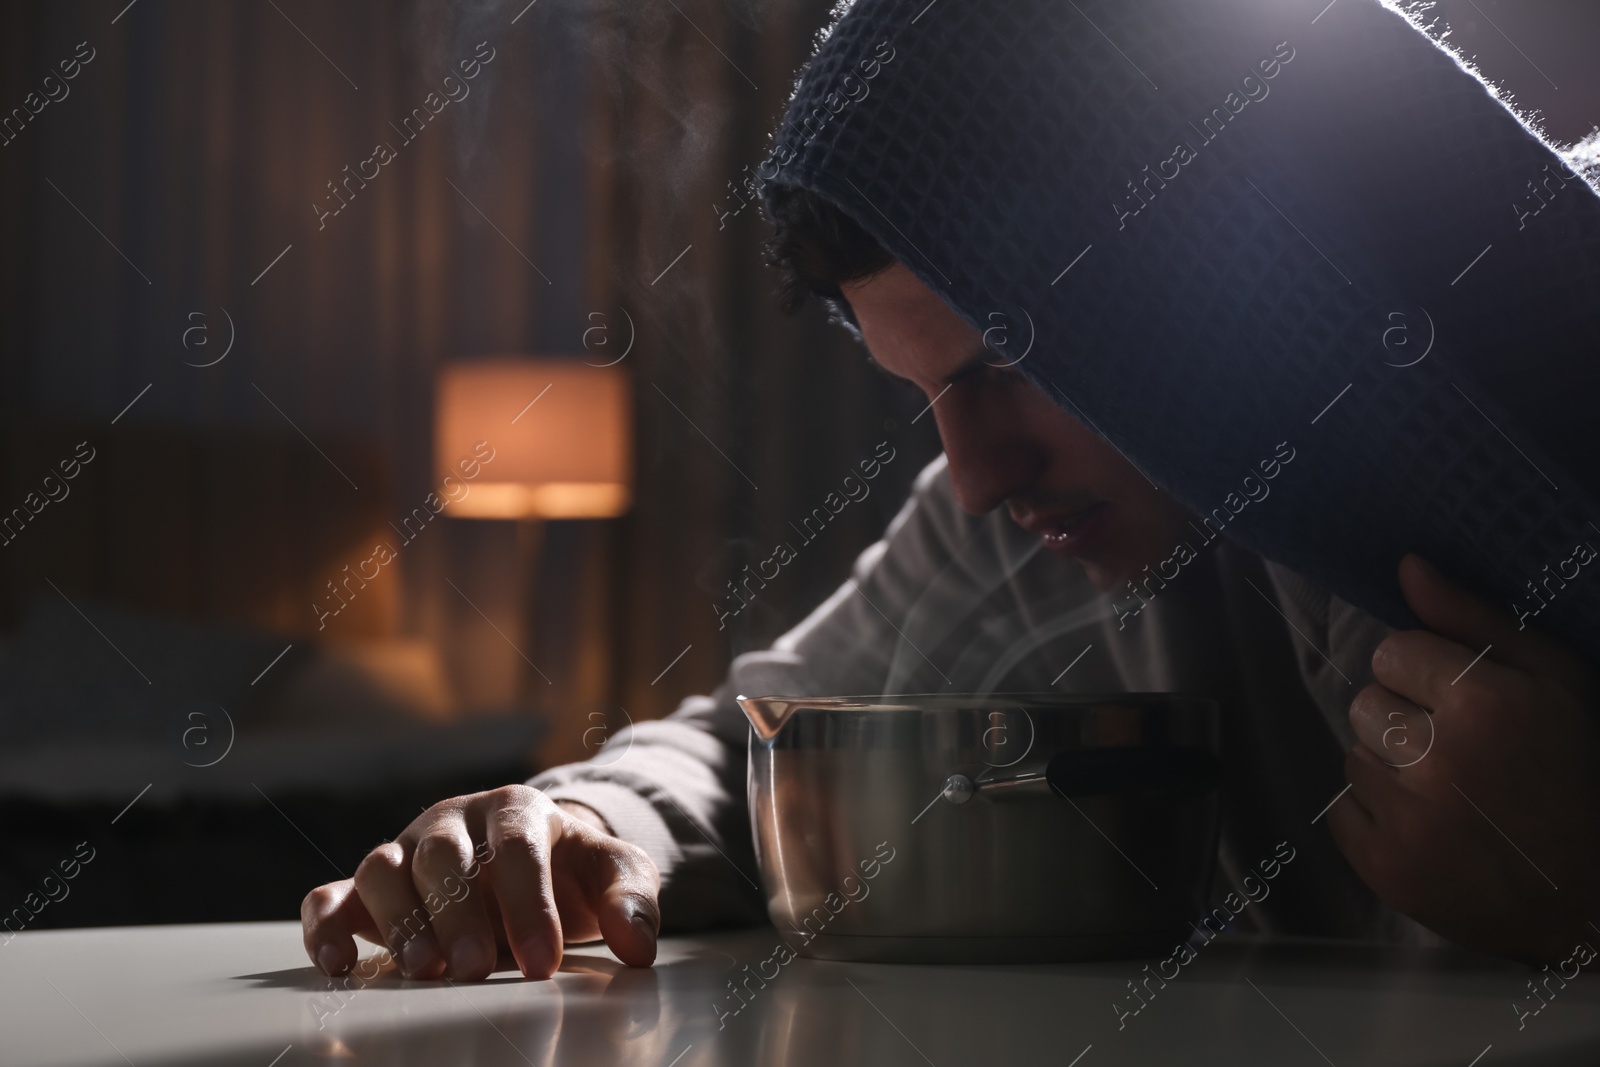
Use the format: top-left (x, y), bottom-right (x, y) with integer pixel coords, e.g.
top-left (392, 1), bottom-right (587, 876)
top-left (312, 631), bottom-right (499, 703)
top-left (435, 357), bottom-right (632, 520)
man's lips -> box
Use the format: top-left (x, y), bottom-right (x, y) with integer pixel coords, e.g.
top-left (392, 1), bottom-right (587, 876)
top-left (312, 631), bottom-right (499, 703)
top-left (1015, 501), bottom-right (1112, 556)
top-left (1014, 501), bottom-right (1103, 534)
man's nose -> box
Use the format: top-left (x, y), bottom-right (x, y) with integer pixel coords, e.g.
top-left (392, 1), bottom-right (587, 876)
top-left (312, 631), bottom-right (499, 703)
top-left (932, 390), bottom-right (1044, 515)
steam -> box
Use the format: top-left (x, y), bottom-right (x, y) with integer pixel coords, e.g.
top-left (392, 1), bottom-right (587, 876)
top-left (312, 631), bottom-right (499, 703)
top-left (879, 533), bottom-right (1118, 696)
top-left (411, 0), bottom-right (508, 176)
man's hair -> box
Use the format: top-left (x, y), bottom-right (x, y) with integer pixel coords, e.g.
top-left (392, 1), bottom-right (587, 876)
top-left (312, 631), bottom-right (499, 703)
top-left (763, 183), bottom-right (894, 315)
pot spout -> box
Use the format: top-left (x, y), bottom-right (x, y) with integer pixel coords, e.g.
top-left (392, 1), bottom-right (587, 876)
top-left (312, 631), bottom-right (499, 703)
top-left (735, 695), bottom-right (804, 741)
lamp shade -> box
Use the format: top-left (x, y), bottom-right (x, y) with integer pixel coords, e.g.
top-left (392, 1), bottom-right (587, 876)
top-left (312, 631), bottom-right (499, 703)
top-left (435, 357), bottom-right (632, 519)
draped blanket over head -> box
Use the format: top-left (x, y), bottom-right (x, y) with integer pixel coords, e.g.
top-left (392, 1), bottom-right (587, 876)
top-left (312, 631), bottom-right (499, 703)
top-left (759, 0), bottom-right (1600, 655)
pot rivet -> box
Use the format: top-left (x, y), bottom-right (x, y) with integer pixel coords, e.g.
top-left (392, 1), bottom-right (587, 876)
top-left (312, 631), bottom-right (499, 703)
top-left (941, 774), bottom-right (975, 805)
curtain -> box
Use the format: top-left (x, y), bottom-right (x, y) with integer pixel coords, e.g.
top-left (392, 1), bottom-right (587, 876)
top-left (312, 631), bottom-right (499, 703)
top-left (0, 0), bottom-right (941, 768)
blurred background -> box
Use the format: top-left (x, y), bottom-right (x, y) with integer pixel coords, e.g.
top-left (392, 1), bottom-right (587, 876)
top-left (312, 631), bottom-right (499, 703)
top-left (0, 0), bottom-right (1593, 928)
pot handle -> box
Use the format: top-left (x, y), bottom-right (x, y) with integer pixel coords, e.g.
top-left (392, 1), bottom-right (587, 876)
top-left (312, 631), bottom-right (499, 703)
top-left (1045, 745), bottom-right (1221, 798)
top-left (942, 746), bottom-right (1221, 805)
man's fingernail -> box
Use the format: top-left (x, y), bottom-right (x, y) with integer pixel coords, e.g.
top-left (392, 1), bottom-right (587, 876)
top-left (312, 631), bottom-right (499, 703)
top-left (400, 935), bottom-right (436, 977)
top-left (515, 937), bottom-right (553, 977)
top-left (627, 906), bottom-right (657, 942)
top-left (449, 936), bottom-right (494, 978)
top-left (318, 944), bottom-right (345, 975)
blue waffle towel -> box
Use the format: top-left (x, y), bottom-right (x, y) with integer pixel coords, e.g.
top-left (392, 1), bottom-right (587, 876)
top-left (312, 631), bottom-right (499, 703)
top-left (760, 0), bottom-right (1600, 655)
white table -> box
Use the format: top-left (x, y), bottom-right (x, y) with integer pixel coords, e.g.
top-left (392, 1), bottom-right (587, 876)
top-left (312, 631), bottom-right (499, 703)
top-left (4, 922), bottom-right (1599, 1066)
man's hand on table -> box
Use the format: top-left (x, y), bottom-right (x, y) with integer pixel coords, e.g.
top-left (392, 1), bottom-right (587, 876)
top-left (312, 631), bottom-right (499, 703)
top-left (300, 785), bottom-right (660, 981)
top-left (1331, 553), bottom-right (1600, 964)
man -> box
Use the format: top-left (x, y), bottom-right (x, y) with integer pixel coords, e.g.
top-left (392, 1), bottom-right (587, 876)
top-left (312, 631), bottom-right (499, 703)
top-left (300, 177), bottom-right (1600, 985)
top-left (303, 0), bottom-right (1600, 980)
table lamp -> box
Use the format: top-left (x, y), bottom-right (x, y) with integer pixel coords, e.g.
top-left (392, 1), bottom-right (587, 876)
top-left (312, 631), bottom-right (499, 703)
top-left (434, 356), bottom-right (632, 712)
top-left (434, 356), bottom-right (632, 520)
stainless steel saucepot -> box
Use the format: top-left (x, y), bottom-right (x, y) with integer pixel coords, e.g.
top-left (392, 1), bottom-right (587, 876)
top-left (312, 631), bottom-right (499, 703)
top-left (739, 692), bottom-right (1222, 963)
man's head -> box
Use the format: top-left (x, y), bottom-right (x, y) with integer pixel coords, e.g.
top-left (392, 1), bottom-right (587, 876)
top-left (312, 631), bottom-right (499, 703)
top-left (765, 184), bottom-right (1189, 591)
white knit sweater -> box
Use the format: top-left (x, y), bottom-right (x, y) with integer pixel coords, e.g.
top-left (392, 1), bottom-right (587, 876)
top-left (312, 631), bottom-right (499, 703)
top-left (533, 454), bottom-right (1438, 947)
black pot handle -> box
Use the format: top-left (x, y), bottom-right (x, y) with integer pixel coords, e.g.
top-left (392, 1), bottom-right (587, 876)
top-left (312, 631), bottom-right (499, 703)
top-left (1045, 745), bottom-right (1221, 798)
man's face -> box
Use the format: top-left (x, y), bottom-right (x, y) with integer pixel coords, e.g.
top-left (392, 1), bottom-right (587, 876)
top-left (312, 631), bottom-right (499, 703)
top-left (842, 262), bottom-right (1190, 591)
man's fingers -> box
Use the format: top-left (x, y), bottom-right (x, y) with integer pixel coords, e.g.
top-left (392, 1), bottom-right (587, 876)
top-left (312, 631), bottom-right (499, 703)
top-left (352, 841), bottom-right (446, 980)
top-left (1348, 682), bottom-right (1434, 769)
top-left (1399, 554), bottom-right (1518, 654)
top-left (313, 785), bottom-right (660, 986)
top-left (411, 825), bottom-right (500, 981)
top-left (1397, 554), bottom-right (1587, 693)
top-left (486, 800), bottom-right (564, 980)
top-left (301, 878), bottom-right (380, 977)
top-left (1329, 742), bottom-right (1433, 913)
top-left (1371, 629), bottom-right (1518, 714)
top-left (571, 833), bottom-right (661, 969)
